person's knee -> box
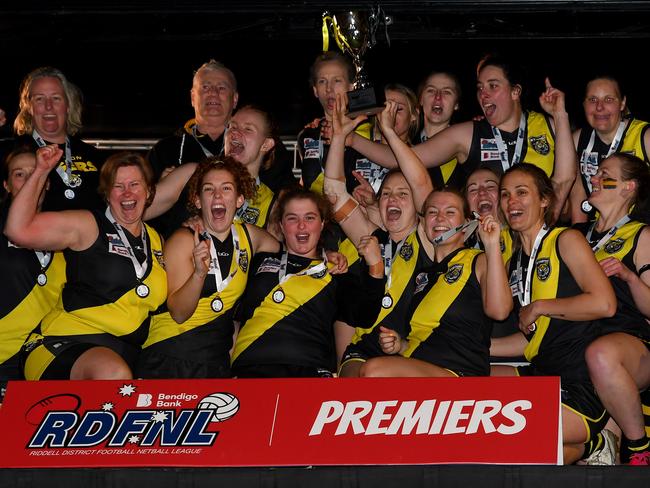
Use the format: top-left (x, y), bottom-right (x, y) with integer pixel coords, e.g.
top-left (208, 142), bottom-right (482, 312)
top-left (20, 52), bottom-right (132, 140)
top-left (585, 339), bottom-right (619, 374)
top-left (359, 358), bottom-right (385, 378)
top-left (71, 347), bottom-right (133, 380)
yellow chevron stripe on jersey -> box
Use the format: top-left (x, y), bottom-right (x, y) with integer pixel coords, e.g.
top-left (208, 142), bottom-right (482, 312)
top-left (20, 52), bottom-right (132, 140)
top-left (593, 220), bottom-right (644, 263)
top-left (234, 182), bottom-right (275, 228)
top-left (404, 248), bottom-right (481, 357)
top-left (620, 118), bottom-right (649, 160)
top-left (501, 227), bottom-right (514, 264)
top-left (144, 222), bottom-right (253, 348)
top-left (522, 111), bottom-right (555, 177)
top-left (231, 258), bottom-right (333, 362)
top-left (524, 227), bottom-right (564, 361)
top-left (0, 252), bottom-right (66, 364)
top-left (350, 229), bottom-right (421, 344)
top-left (338, 237), bottom-right (360, 265)
top-left (440, 158), bottom-right (459, 184)
top-left (39, 223), bottom-right (166, 339)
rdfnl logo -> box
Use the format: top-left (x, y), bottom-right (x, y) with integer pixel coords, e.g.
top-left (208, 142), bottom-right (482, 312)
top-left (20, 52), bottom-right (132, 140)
top-left (28, 392), bottom-right (240, 449)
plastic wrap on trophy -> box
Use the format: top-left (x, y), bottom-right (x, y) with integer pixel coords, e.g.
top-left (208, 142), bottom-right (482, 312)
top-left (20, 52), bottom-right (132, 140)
top-left (324, 10), bottom-right (385, 117)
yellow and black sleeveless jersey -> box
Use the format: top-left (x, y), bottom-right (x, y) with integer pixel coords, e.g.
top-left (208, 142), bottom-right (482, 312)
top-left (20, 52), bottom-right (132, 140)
top-left (417, 130), bottom-right (464, 190)
top-left (12, 134), bottom-right (105, 212)
top-left (298, 121), bottom-right (381, 194)
top-left (467, 226), bottom-right (513, 265)
top-left (465, 111), bottom-right (555, 179)
top-left (403, 248), bottom-right (491, 376)
top-left (508, 227), bottom-right (599, 382)
top-left (576, 219), bottom-right (650, 341)
top-left (341, 228), bottom-right (434, 365)
top-left (234, 182), bottom-right (276, 228)
top-left (577, 118), bottom-right (649, 196)
top-left (231, 245), bottom-right (382, 374)
top-left (141, 223), bottom-right (253, 375)
top-left (39, 210), bottom-right (167, 345)
top-left (0, 202), bottom-right (66, 382)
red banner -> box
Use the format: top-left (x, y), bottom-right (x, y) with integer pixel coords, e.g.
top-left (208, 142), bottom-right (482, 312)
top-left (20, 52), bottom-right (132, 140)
top-left (0, 377), bottom-right (561, 467)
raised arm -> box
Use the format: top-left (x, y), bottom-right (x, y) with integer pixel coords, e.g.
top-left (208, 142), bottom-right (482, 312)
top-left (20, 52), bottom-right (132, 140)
top-left (475, 215), bottom-right (512, 320)
top-left (323, 94), bottom-right (377, 246)
top-left (377, 101), bottom-right (433, 212)
top-left (349, 119), bottom-right (472, 169)
top-left (164, 228), bottom-right (211, 324)
top-left (540, 78), bottom-right (576, 223)
top-left (4, 145), bottom-right (97, 251)
top-left (144, 162), bottom-right (197, 220)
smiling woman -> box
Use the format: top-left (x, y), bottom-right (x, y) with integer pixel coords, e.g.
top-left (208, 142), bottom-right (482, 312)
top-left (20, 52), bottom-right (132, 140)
top-left (4, 148), bottom-right (166, 381)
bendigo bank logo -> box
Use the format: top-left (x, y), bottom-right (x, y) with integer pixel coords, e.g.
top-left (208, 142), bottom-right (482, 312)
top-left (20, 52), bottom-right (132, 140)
top-left (25, 387), bottom-right (240, 450)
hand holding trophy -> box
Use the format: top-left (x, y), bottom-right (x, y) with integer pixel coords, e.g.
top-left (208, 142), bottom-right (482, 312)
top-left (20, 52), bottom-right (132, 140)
top-left (322, 7), bottom-right (391, 117)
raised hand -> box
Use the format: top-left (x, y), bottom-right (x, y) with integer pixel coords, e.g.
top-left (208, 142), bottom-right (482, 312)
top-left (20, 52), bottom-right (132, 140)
top-left (332, 93), bottom-right (367, 139)
top-left (351, 170), bottom-right (376, 207)
top-left (476, 214), bottom-right (501, 251)
top-left (192, 228), bottom-right (211, 279)
top-left (35, 144), bottom-right (63, 172)
top-left (538, 77), bottom-right (567, 117)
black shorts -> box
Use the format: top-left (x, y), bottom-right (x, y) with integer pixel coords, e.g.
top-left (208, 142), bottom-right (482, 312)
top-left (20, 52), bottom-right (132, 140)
top-left (136, 347), bottom-right (231, 379)
top-left (517, 365), bottom-right (608, 443)
top-left (22, 334), bottom-right (140, 380)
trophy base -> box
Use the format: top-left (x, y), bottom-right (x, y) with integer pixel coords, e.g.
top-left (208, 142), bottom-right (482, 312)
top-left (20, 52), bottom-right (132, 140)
top-left (347, 86), bottom-right (385, 117)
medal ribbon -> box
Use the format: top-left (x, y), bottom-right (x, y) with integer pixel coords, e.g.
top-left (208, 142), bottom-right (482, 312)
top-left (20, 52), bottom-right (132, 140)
top-left (32, 130), bottom-right (78, 188)
top-left (207, 224), bottom-right (241, 293)
top-left (277, 250), bottom-right (328, 286)
top-left (105, 207), bottom-right (148, 280)
top-left (432, 212), bottom-right (481, 246)
top-left (515, 225), bottom-right (549, 307)
top-left (34, 250), bottom-right (52, 270)
top-left (383, 227), bottom-right (416, 291)
top-left (581, 121), bottom-right (626, 193)
top-left (491, 112), bottom-right (527, 172)
top-left (586, 214), bottom-right (630, 253)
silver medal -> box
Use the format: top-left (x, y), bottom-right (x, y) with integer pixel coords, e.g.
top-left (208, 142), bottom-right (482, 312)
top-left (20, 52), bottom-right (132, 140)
top-left (37, 273), bottom-right (47, 286)
top-left (64, 189), bottom-right (76, 199)
top-left (136, 284), bottom-right (150, 298)
top-left (381, 294), bottom-right (393, 309)
top-left (581, 200), bottom-right (592, 213)
top-left (272, 289), bottom-right (285, 303)
top-left (211, 297), bottom-right (224, 312)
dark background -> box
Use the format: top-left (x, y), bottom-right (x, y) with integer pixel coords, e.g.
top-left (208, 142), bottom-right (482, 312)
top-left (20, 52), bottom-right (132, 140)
top-left (2, 1), bottom-right (650, 140)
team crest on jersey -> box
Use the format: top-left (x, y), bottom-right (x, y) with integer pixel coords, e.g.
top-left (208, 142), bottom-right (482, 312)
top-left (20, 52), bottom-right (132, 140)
top-left (414, 272), bottom-right (429, 294)
top-left (444, 264), bottom-right (463, 284)
top-left (399, 242), bottom-right (414, 262)
top-left (153, 249), bottom-right (165, 267)
top-left (604, 238), bottom-right (625, 254)
top-left (257, 257), bottom-right (281, 274)
top-left (535, 258), bottom-right (551, 281)
top-left (107, 233), bottom-right (131, 257)
top-left (238, 250), bottom-right (249, 272)
top-left (238, 206), bottom-right (260, 225)
top-left (529, 135), bottom-right (550, 155)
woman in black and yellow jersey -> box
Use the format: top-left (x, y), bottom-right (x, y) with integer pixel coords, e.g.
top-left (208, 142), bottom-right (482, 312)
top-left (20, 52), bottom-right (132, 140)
top-left (491, 163), bottom-right (617, 464)
top-left (576, 153), bottom-right (650, 464)
top-left (5, 148), bottom-right (166, 380)
top-left (323, 96), bottom-right (435, 378)
top-left (360, 188), bottom-right (512, 377)
top-left (138, 157), bottom-right (281, 379)
top-left (0, 147), bottom-right (66, 397)
top-left (225, 105), bottom-right (290, 232)
top-left (231, 187), bottom-right (383, 378)
top-left (570, 76), bottom-right (650, 224)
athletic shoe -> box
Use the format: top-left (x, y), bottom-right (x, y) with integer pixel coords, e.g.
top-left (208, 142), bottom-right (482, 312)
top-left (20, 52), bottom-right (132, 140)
top-left (583, 429), bottom-right (618, 466)
top-left (628, 451), bottom-right (650, 465)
